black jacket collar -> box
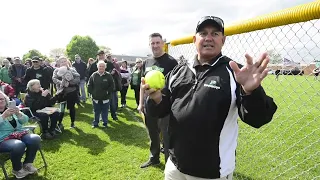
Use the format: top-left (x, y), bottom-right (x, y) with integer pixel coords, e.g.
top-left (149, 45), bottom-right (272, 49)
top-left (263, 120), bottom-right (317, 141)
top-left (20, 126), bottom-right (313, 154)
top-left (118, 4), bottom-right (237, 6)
top-left (193, 53), bottom-right (223, 68)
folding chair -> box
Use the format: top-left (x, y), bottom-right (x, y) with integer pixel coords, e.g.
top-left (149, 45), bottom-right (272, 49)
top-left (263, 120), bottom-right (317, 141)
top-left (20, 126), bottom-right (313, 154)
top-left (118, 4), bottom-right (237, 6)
top-left (20, 107), bottom-right (43, 135)
top-left (0, 117), bottom-right (48, 180)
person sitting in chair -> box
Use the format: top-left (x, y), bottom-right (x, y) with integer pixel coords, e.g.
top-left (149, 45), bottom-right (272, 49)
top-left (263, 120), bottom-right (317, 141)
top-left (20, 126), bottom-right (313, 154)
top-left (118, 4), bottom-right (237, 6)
top-left (24, 79), bottom-right (59, 140)
top-left (0, 79), bottom-right (15, 99)
top-left (0, 91), bottom-right (41, 179)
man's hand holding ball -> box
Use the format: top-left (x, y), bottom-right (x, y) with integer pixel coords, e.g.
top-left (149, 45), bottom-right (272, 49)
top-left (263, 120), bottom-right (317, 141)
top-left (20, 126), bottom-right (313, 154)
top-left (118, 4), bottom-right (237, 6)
top-left (141, 70), bottom-right (166, 104)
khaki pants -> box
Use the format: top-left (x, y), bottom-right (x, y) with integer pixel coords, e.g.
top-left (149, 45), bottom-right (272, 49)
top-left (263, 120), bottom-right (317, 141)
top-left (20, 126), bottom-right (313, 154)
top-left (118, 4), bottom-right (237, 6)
top-left (165, 158), bottom-right (233, 180)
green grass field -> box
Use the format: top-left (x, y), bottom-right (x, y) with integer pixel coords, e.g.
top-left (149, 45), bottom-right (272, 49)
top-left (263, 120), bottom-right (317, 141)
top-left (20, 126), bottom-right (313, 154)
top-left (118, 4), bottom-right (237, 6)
top-left (235, 75), bottom-right (320, 180)
top-left (0, 75), bottom-right (319, 180)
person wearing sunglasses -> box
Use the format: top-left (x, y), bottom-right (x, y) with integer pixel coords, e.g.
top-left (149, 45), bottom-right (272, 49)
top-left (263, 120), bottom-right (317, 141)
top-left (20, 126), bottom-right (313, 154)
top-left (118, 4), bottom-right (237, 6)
top-left (142, 16), bottom-right (277, 180)
top-left (24, 56), bottom-right (51, 91)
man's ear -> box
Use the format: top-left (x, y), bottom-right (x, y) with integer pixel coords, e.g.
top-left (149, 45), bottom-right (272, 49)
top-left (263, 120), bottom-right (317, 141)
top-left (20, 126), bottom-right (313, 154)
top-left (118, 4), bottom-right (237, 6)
top-left (222, 35), bottom-right (226, 45)
top-left (193, 35), bottom-right (196, 43)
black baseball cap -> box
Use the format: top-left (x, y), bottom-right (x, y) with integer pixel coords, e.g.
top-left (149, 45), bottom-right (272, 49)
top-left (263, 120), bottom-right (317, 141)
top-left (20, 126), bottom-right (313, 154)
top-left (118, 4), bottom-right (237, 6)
top-left (97, 50), bottom-right (105, 55)
top-left (32, 56), bottom-right (40, 61)
top-left (196, 16), bottom-right (224, 34)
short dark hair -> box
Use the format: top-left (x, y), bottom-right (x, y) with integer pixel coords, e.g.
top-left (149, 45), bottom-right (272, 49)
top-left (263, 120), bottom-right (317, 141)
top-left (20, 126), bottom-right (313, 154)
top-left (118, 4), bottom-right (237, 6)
top-left (149, 33), bottom-right (162, 39)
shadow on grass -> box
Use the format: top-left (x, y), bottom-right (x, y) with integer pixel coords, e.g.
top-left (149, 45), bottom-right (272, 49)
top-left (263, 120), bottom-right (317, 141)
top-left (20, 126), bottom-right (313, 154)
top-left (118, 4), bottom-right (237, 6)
top-left (233, 172), bottom-right (258, 180)
top-left (41, 128), bottom-right (108, 155)
top-left (4, 170), bottom-right (50, 180)
top-left (154, 162), bottom-right (165, 171)
top-left (22, 174), bottom-right (50, 180)
top-left (104, 120), bottom-right (149, 149)
top-left (125, 96), bottom-right (136, 101)
top-left (47, 100), bottom-right (149, 150)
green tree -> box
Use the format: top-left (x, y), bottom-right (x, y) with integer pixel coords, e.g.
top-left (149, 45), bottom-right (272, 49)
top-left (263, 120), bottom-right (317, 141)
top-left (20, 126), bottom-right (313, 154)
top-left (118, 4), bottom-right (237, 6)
top-left (22, 49), bottom-right (45, 60)
top-left (66, 35), bottom-right (99, 63)
top-left (49, 48), bottom-right (66, 59)
top-left (98, 45), bottom-right (111, 54)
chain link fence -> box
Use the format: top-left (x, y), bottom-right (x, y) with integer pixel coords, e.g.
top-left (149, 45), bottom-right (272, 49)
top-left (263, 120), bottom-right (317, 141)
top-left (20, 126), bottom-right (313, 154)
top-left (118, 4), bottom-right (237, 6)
top-left (168, 15), bottom-right (320, 180)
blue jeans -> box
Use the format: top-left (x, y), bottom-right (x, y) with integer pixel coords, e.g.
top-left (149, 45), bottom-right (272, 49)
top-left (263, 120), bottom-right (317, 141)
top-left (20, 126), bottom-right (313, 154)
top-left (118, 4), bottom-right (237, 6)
top-left (0, 134), bottom-right (41, 171)
top-left (92, 101), bottom-right (109, 126)
top-left (109, 91), bottom-right (118, 119)
top-left (79, 79), bottom-right (86, 101)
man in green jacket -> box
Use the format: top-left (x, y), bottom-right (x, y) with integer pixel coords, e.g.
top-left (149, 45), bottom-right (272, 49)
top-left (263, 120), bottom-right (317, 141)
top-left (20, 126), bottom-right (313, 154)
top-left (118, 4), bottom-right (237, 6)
top-left (88, 60), bottom-right (115, 128)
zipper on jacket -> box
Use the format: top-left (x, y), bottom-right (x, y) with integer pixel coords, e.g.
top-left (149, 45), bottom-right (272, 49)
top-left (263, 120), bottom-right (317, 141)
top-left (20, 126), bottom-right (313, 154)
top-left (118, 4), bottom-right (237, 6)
top-left (192, 79), bottom-right (198, 90)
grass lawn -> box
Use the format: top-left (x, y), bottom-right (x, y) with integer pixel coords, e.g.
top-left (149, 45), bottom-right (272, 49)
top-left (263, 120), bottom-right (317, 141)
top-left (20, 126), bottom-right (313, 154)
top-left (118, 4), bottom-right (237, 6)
top-left (235, 75), bottom-right (320, 180)
top-left (0, 75), bottom-right (319, 179)
top-left (1, 89), bottom-right (165, 180)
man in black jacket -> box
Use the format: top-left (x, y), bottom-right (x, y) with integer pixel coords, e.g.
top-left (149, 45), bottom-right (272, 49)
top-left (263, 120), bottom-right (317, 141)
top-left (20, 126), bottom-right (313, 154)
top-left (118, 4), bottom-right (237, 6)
top-left (9, 57), bottom-right (27, 96)
top-left (88, 50), bottom-right (119, 120)
top-left (72, 54), bottom-right (87, 102)
top-left (24, 56), bottom-right (51, 90)
top-left (142, 16), bottom-right (277, 180)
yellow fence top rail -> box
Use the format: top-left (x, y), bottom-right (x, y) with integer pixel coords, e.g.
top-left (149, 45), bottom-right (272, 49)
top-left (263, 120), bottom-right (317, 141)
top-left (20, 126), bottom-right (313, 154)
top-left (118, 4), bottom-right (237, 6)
top-left (170, 1), bottom-right (320, 46)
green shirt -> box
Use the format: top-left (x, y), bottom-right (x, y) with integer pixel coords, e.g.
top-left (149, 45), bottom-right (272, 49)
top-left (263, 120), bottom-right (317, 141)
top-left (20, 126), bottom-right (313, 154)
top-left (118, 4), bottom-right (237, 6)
top-left (131, 69), bottom-right (141, 86)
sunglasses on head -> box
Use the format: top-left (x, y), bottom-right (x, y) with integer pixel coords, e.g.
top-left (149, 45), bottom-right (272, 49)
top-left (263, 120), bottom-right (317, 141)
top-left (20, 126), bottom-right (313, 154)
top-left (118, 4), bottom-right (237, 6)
top-left (198, 16), bottom-right (224, 29)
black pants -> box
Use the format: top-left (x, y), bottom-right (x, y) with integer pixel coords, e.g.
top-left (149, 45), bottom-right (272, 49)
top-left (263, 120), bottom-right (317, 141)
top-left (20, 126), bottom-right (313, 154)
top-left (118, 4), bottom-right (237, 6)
top-left (132, 85), bottom-right (140, 105)
top-left (120, 86), bottom-right (129, 105)
top-left (145, 112), bottom-right (170, 162)
top-left (35, 112), bottom-right (59, 133)
top-left (58, 91), bottom-right (77, 123)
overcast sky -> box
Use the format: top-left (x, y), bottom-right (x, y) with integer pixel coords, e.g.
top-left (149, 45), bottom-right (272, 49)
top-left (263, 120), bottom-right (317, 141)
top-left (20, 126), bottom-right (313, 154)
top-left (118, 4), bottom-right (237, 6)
top-left (0, 0), bottom-right (315, 58)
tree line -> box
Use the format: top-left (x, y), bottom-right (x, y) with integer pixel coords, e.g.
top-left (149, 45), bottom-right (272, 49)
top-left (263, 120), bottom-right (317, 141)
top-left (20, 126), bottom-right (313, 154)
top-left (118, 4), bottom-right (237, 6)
top-left (20, 35), bottom-right (111, 63)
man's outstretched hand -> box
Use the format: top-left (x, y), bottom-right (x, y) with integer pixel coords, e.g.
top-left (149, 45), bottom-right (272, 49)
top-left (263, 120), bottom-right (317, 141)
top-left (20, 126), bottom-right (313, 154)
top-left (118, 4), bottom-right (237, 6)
top-left (229, 52), bottom-right (269, 95)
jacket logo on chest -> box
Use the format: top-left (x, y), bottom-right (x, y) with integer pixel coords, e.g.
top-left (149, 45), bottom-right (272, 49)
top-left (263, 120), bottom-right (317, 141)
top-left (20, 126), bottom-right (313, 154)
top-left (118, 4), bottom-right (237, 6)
top-left (146, 66), bottom-right (164, 73)
top-left (204, 80), bottom-right (220, 90)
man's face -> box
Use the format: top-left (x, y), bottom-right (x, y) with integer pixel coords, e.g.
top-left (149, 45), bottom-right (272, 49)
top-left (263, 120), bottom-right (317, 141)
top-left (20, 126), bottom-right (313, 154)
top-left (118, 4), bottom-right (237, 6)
top-left (75, 55), bottom-right (80, 62)
top-left (106, 55), bottom-right (112, 61)
top-left (98, 54), bottom-right (105, 60)
top-left (150, 36), bottom-right (164, 57)
top-left (14, 59), bottom-right (21, 65)
top-left (32, 61), bottom-right (40, 68)
top-left (98, 63), bottom-right (106, 73)
top-left (193, 25), bottom-right (225, 59)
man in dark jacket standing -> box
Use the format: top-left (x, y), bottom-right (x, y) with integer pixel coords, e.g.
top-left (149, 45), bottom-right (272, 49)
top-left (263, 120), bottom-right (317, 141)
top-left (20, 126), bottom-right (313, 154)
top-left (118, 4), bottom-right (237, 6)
top-left (9, 57), bottom-right (27, 96)
top-left (72, 54), bottom-right (87, 102)
top-left (88, 60), bottom-right (114, 128)
top-left (89, 50), bottom-right (120, 120)
top-left (142, 16), bottom-right (277, 180)
top-left (24, 56), bottom-right (51, 90)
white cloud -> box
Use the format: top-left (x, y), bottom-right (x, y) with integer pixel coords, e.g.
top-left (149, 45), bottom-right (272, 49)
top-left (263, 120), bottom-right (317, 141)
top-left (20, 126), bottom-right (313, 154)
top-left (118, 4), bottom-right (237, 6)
top-left (0, 0), bottom-right (316, 58)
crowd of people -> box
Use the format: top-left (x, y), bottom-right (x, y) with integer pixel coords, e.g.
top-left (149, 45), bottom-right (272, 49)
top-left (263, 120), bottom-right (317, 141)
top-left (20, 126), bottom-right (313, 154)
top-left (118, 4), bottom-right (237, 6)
top-left (0, 50), bottom-right (144, 178)
top-left (0, 16), bottom-right (278, 180)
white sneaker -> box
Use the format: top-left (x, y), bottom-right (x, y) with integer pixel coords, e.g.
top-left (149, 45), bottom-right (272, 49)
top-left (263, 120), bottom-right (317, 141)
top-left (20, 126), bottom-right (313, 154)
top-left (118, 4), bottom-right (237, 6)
top-left (12, 168), bottom-right (29, 179)
top-left (23, 163), bottom-right (38, 174)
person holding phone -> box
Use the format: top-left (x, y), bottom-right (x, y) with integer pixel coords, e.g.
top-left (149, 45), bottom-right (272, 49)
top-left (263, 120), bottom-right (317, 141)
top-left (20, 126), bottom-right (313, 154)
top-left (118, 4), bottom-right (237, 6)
top-left (0, 91), bottom-right (41, 179)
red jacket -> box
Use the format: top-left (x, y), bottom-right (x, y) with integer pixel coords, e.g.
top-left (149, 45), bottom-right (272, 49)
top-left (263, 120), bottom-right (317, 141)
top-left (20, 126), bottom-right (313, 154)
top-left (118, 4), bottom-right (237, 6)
top-left (0, 82), bottom-right (15, 98)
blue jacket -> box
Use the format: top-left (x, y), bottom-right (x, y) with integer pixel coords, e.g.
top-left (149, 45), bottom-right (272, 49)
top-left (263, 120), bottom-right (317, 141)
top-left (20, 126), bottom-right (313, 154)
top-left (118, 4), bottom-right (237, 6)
top-left (0, 112), bottom-right (29, 142)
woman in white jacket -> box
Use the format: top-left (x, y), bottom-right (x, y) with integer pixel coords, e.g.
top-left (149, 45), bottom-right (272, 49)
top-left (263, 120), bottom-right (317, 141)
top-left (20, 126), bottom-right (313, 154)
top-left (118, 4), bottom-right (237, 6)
top-left (119, 60), bottom-right (131, 108)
